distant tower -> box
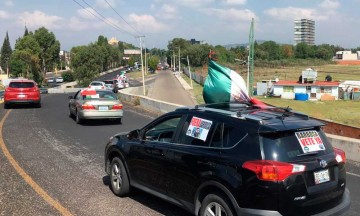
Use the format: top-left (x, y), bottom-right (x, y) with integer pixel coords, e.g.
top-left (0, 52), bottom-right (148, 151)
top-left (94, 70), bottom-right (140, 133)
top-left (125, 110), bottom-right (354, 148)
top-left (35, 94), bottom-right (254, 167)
top-left (294, 19), bottom-right (315, 45)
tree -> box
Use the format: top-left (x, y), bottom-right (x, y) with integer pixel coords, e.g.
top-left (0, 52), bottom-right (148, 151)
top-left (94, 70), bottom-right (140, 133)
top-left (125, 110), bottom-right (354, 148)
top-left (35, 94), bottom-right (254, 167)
top-left (167, 38), bottom-right (191, 54)
top-left (24, 26), bottom-right (29, 36)
top-left (11, 35), bottom-right (42, 83)
top-left (148, 55), bottom-right (159, 71)
top-left (280, 44), bottom-right (294, 58)
top-left (294, 43), bottom-right (311, 59)
top-left (315, 44), bottom-right (334, 60)
top-left (0, 32), bottom-right (12, 73)
top-left (70, 44), bottom-right (104, 87)
top-left (33, 27), bottom-right (61, 75)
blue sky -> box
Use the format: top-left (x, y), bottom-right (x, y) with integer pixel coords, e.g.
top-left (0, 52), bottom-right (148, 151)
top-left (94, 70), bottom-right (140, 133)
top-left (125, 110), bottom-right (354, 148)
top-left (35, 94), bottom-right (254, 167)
top-left (1, 0), bottom-right (359, 51)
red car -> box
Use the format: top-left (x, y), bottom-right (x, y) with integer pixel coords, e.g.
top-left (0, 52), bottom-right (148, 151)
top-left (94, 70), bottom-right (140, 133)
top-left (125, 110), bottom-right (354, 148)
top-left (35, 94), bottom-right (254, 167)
top-left (4, 79), bottom-right (41, 109)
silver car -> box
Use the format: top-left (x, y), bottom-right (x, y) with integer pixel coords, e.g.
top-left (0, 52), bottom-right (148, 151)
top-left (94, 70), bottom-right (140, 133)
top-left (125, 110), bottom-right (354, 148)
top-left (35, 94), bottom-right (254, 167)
top-left (68, 89), bottom-right (123, 124)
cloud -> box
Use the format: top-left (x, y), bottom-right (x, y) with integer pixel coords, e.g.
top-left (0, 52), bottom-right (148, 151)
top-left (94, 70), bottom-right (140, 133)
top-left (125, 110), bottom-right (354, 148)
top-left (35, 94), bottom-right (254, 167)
top-left (128, 14), bottom-right (168, 33)
top-left (0, 10), bottom-right (11, 19)
top-left (156, 4), bottom-right (178, 20)
top-left (68, 17), bottom-right (91, 31)
top-left (4, 0), bottom-right (14, 7)
top-left (264, 7), bottom-right (328, 21)
top-left (95, 0), bottom-right (119, 9)
top-left (177, 0), bottom-right (214, 7)
top-left (319, 0), bottom-right (340, 10)
top-left (77, 8), bottom-right (98, 20)
top-left (202, 8), bottom-right (257, 23)
top-left (222, 0), bottom-right (247, 5)
top-left (17, 11), bottom-right (64, 29)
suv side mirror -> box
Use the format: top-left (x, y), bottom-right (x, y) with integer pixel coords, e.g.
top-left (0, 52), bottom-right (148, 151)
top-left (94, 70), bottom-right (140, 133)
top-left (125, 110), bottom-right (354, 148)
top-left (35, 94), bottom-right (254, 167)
top-left (127, 129), bottom-right (140, 140)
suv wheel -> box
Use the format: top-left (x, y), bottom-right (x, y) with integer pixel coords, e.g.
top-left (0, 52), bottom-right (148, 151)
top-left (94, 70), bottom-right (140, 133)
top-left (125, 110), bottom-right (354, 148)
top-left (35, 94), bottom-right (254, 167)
top-left (110, 157), bottom-right (129, 197)
top-left (4, 103), bottom-right (10, 109)
top-left (199, 194), bottom-right (234, 216)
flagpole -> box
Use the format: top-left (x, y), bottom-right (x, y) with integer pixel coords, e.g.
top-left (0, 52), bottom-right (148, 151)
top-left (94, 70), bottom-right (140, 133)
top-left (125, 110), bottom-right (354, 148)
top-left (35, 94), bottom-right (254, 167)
top-left (248, 18), bottom-right (255, 96)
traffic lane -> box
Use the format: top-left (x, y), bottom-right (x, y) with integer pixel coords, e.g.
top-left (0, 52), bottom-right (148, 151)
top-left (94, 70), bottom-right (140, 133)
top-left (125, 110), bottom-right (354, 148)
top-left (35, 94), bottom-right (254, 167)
top-left (345, 161), bottom-right (360, 216)
top-left (95, 68), bottom-right (156, 88)
top-left (1, 94), bottom-right (190, 216)
top-left (0, 121), bottom-right (60, 215)
top-left (37, 93), bottom-right (156, 154)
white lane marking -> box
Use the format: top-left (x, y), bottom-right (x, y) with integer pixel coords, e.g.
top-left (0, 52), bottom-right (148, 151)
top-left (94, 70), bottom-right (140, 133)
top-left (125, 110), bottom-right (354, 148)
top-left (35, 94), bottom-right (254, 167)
top-left (346, 172), bottom-right (360, 177)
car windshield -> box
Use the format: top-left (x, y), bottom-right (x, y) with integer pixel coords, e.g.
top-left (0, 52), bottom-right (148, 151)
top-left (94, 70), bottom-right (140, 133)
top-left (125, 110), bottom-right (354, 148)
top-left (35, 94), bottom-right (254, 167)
top-left (103, 81), bottom-right (113, 84)
top-left (261, 128), bottom-right (333, 162)
top-left (82, 91), bottom-right (117, 100)
top-left (91, 82), bottom-right (103, 86)
top-left (9, 82), bottom-right (35, 88)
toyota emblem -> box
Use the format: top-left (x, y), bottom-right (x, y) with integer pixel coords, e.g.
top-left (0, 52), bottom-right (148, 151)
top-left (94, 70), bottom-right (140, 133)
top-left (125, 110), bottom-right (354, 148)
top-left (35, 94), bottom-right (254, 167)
top-left (319, 160), bottom-right (327, 168)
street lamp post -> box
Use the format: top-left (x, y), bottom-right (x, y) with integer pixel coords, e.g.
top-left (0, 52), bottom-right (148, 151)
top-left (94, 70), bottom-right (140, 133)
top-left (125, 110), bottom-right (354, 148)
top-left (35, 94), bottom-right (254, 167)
top-left (136, 35), bottom-right (146, 96)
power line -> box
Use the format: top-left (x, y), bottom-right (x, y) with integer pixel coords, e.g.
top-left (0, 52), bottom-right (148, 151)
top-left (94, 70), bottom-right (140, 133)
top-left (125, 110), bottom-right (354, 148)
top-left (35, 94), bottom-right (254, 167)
top-left (72, 0), bottom-right (136, 37)
top-left (103, 0), bottom-right (143, 36)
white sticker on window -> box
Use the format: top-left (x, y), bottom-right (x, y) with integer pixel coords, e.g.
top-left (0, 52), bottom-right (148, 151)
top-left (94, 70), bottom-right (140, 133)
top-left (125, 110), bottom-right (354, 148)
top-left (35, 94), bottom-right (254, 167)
top-left (295, 130), bottom-right (325, 153)
top-left (186, 117), bottom-right (213, 141)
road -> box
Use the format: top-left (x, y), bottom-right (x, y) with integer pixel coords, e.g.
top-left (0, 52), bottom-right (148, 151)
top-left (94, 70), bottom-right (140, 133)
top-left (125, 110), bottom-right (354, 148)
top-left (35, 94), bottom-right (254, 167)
top-left (0, 94), bottom-right (191, 216)
top-left (147, 70), bottom-right (196, 106)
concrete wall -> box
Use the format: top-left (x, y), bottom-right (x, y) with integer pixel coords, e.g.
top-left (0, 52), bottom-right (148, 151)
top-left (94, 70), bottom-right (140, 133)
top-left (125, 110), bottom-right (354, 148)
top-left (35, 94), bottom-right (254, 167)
top-left (327, 134), bottom-right (360, 162)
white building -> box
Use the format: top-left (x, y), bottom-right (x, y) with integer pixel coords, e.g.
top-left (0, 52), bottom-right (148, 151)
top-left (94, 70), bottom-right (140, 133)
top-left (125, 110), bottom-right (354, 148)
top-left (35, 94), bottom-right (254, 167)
top-left (273, 80), bottom-right (339, 100)
top-left (294, 19), bottom-right (315, 45)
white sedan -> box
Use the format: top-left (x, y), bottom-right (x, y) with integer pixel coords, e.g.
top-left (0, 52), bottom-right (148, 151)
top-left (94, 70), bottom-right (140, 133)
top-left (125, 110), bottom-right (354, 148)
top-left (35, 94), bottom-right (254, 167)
top-left (89, 81), bottom-right (106, 90)
top-left (56, 77), bottom-right (64, 83)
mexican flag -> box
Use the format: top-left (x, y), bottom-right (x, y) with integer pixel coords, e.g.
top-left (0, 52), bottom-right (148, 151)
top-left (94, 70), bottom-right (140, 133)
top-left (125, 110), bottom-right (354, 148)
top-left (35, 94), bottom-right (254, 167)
top-left (203, 59), bottom-right (251, 104)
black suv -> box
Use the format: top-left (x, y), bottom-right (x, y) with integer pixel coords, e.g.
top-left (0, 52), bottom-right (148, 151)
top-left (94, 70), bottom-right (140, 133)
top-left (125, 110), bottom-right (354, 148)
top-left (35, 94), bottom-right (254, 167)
top-left (104, 103), bottom-right (350, 216)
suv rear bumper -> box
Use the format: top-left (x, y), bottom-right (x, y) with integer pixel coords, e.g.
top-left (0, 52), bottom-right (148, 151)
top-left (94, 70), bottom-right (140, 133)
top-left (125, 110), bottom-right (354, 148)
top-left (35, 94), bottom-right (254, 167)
top-left (5, 99), bottom-right (41, 104)
top-left (235, 188), bottom-right (350, 216)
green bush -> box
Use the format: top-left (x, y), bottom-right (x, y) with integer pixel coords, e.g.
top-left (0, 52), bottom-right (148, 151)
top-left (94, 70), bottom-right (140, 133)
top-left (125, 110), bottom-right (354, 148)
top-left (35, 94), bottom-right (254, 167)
top-left (62, 71), bottom-right (75, 82)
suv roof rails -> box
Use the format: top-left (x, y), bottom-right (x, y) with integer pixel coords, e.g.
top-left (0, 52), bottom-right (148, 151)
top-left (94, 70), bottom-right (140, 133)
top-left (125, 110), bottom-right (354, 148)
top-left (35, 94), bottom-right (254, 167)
top-left (177, 102), bottom-right (309, 124)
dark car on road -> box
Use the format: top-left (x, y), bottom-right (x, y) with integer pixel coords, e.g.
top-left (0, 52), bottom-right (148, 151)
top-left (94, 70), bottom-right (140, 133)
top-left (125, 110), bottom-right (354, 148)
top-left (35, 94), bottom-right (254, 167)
top-left (104, 103), bottom-right (350, 216)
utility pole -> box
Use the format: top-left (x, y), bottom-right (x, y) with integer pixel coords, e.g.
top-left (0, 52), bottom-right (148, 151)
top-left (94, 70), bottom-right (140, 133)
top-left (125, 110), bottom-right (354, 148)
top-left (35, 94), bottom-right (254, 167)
top-left (173, 50), bottom-right (176, 71)
top-left (136, 35), bottom-right (146, 96)
top-left (144, 40), bottom-right (147, 75)
top-left (187, 55), bottom-right (192, 88)
top-left (178, 47), bottom-right (181, 73)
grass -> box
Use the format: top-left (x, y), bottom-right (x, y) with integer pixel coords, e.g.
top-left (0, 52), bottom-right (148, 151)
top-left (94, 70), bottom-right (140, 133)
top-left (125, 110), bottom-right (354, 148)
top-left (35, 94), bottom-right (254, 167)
top-left (180, 73), bottom-right (205, 104)
top-left (255, 96), bottom-right (360, 128)
top-left (194, 64), bottom-right (360, 83)
top-left (126, 70), bottom-right (155, 80)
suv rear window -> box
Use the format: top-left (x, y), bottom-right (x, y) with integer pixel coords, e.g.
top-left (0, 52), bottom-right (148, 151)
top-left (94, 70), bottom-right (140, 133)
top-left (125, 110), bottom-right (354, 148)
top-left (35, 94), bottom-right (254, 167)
top-left (9, 82), bottom-right (35, 88)
top-left (103, 80), bottom-right (113, 84)
top-left (261, 128), bottom-right (333, 162)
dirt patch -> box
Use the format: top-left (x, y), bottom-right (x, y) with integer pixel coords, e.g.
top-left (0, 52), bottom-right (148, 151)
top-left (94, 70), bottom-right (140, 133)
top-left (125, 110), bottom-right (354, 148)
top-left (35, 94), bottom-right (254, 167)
top-left (335, 60), bottom-right (360, 65)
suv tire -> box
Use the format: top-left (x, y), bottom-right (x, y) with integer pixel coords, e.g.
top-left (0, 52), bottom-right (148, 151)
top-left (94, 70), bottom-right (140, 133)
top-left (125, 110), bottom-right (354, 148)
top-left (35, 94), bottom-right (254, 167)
top-left (110, 157), bottom-right (130, 197)
top-left (199, 193), bottom-right (235, 216)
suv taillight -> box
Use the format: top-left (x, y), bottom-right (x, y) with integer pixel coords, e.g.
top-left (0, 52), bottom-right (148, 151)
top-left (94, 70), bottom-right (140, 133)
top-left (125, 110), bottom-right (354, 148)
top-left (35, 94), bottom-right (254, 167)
top-left (334, 148), bottom-right (346, 163)
top-left (243, 160), bottom-right (306, 181)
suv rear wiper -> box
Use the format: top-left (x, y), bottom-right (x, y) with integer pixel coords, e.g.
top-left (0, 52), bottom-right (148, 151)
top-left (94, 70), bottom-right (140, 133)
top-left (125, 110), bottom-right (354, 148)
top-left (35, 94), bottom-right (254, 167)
top-left (297, 151), bottom-right (319, 157)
